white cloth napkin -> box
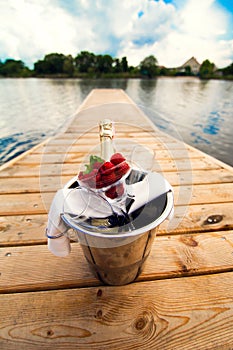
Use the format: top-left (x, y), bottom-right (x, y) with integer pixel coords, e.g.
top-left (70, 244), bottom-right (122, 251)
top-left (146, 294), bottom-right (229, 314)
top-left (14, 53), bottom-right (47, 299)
top-left (46, 171), bottom-right (173, 257)
top-left (47, 189), bottom-right (71, 257)
top-left (127, 171), bottom-right (173, 215)
top-left (47, 187), bottom-right (114, 257)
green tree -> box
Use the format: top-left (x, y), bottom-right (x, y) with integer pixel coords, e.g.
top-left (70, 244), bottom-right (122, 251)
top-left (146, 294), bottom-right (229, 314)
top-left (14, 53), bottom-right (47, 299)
top-left (113, 58), bottom-right (121, 73)
top-left (139, 55), bottom-right (158, 78)
top-left (222, 62), bottom-right (233, 76)
top-left (95, 54), bottom-right (113, 73)
top-left (63, 55), bottom-right (74, 76)
top-left (0, 59), bottom-right (30, 77)
top-left (34, 59), bottom-right (49, 75)
top-left (44, 53), bottom-right (66, 74)
top-left (199, 59), bottom-right (215, 78)
top-left (159, 66), bottom-right (170, 76)
top-left (121, 57), bottom-right (128, 72)
top-left (75, 51), bottom-right (96, 73)
top-left (34, 53), bottom-right (66, 74)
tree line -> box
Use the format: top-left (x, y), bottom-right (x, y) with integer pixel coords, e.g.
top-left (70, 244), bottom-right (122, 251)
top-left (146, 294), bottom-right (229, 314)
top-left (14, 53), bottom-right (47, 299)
top-left (0, 51), bottom-right (233, 79)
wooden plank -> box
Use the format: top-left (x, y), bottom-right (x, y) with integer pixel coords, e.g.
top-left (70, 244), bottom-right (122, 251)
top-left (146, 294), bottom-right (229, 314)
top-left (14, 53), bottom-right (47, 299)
top-left (16, 149), bottom-right (203, 166)
top-left (0, 176), bottom-right (71, 194)
top-left (8, 168), bottom-right (233, 196)
top-left (163, 168), bottom-right (233, 187)
top-left (0, 192), bottom-right (53, 216)
top-left (48, 137), bottom-right (184, 149)
top-left (59, 133), bottom-right (183, 145)
top-left (176, 183), bottom-right (233, 205)
top-left (1, 272), bottom-right (233, 349)
top-left (0, 186), bottom-right (231, 219)
top-left (47, 131), bottom-right (180, 140)
top-left (0, 214), bottom-right (47, 246)
top-left (1, 182), bottom-right (232, 216)
top-left (32, 146), bottom-right (200, 160)
top-left (0, 173), bottom-right (86, 193)
top-left (0, 156), bottom-right (221, 179)
top-left (1, 168), bottom-right (233, 195)
top-left (0, 201), bottom-right (233, 246)
top-left (66, 106), bottom-right (156, 131)
top-left (18, 152), bottom-right (84, 165)
top-left (160, 202), bottom-right (233, 234)
top-left (1, 231), bottom-right (233, 293)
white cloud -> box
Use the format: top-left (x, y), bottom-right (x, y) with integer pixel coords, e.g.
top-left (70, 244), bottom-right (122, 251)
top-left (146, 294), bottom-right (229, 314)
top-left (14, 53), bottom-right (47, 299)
top-left (118, 0), bottom-right (233, 67)
top-left (0, 0), bottom-right (232, 68)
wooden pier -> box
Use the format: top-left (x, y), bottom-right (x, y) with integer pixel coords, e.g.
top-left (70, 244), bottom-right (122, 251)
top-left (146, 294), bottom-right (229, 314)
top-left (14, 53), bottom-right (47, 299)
top-left (0, 89), bottom-right (233, 349)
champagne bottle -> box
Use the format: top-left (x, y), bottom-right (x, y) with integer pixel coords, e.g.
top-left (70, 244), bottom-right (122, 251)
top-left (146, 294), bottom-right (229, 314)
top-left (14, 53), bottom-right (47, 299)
top-left (71, 120), bottom-right (169, 232)
top-left (99, 119), bottom-right (115, 161)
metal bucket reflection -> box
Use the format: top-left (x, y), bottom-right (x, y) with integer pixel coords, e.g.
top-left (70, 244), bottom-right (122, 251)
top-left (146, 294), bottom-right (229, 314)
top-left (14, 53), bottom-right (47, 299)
top-left (61, 185), bottom-right (173, 285)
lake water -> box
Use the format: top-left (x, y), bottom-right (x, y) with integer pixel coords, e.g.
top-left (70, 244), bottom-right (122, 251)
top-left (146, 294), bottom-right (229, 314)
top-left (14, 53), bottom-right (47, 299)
top-left (0, 77), bottom-right (232, 166)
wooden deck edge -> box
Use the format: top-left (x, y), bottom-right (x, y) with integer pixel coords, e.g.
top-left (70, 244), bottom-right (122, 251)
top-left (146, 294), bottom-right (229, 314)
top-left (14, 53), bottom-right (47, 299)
top-left (0, 137), bottom-right (52, 172)
top-left (187, 143), bottom-right (233, 172)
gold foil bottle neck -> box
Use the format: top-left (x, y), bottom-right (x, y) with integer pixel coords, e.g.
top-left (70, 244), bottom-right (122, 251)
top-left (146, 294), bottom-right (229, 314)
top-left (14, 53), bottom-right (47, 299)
top-left (99, 119), bottom-right (115, 140)
top-left (99, 119), bottom-right (115, 160)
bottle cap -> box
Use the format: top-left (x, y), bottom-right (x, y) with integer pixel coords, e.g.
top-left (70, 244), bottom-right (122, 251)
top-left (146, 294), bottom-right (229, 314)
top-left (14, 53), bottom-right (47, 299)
top-left (99, 119), bottom-right (115, 139)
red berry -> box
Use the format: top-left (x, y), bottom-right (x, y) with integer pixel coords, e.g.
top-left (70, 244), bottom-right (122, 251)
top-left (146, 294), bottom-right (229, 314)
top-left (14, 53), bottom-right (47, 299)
top-left (98, 161), bottom-right (115, 175)
top-left (110, 153), bottom-right (126, 165)
top-left (101, 172), bottom-right (117, 187)
top-left (79, 169), bottom-right (98, 188)
top-left (105, 183), bottom-right (125, 199)
top-left (105, 186), bottom-right (118, 199)
top-left (115, 183), bottom-right (124, 197)
top-left (115, 161), bottom-right (130, 178)
top-left (78, 171), bottom-right (84, 179)
top-left (96, 173), bottom-right (105, 188)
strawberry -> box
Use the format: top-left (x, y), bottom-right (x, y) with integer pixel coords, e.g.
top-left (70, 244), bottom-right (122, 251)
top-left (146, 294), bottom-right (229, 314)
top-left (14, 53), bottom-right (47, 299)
top-left (95, 174), bottom-right (106, 189)
top-left (78, 154), bottom-right (130, 191)
top-left (78, 171), bottom-right (84, 179)
top-left (115, 161), bottom-right (130, 177)
top-left (115, 182), bottom-right (124, 197)
top-left (110, 153), bottom-right (126, 165)
top-left (98, 161), bottom-right (115, 175)
top-left (79, 169), bottom-right (98, 188)
top-left (105, 183), bottom-right (125, 199)
top-left (105, 185), bottom-right (117, 199)
top-left (101, 172), bottom-right (117, 186)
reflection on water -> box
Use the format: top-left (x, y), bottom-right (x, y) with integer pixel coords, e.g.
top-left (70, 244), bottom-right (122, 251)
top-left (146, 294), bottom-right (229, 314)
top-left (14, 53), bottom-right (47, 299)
top-left (0, 77), bottom-right (232, 166)
top-left (193, 110), bottom-right (224, 136)
top-left (126, 77), bottom-right (233, 166)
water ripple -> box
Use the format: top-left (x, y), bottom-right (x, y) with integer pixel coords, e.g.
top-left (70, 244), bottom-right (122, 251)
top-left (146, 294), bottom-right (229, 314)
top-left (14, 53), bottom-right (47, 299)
top-left (0, 131), bottom-right (46, 165)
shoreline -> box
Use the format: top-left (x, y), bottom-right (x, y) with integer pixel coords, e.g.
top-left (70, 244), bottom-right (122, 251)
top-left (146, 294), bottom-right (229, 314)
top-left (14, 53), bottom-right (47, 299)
top-left (1, 74), bottom-right (233, 81)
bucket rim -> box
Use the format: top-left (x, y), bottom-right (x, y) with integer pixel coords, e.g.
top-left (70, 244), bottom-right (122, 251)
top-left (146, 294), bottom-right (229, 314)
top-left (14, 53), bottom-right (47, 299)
top-left (61, 190), bottom-right (174, 239)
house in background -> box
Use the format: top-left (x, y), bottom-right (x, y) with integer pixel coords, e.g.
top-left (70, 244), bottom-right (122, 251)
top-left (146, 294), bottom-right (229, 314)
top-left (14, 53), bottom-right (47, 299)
top-left (178, 56), bottom-right (201, 75)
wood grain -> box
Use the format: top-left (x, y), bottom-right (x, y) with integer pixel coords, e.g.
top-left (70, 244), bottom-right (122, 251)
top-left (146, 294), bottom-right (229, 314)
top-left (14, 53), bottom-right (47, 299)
top-left (18, 148), bottom-right (201, 165)
top-left (1, 272), bottom-right (233, 349)
top-left (1, 231), bottom-right (233, 293)
top-left (0, 181), bottom-right (232, 216)
top-left (0, 201), bottom-right (233, 246)
top-left (0, 155), bottom-right (221, 180)
top-left (1, 168), bottom-right (233, 196)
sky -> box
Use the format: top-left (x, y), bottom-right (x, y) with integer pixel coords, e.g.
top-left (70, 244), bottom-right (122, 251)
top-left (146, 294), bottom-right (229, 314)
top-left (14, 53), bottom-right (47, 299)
top-left (0, 0), bottom-right (233, 69)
